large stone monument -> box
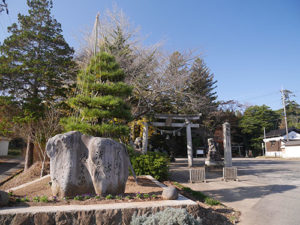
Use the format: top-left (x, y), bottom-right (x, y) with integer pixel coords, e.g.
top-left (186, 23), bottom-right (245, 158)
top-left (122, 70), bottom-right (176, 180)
top-left (223, 122), bottom-right (232, 167)
top-left (222, 122), bottom-right (238, 181)
top-left (46, 131), bottom-right (129, 197)
top-left (205, 138), bottom-right (223, 167)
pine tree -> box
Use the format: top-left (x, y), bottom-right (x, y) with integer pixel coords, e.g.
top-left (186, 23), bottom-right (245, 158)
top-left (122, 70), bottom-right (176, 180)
top-left (62, 52), bottom-right (132, 138)
top-left (0, 0), bottom-right (76, 115)
top-left (185, 57), bottom-right (218, 138)
top-left (0, 0), bottom-right (76, 170)
top-left (187, 58), bottom-right (218, 113)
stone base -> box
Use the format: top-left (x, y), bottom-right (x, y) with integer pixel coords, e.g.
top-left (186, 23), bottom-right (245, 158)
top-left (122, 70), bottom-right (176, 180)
top-left (222, 167), bottom-right (238, 181)
top-left (189, 168), bottom-right (206, 183)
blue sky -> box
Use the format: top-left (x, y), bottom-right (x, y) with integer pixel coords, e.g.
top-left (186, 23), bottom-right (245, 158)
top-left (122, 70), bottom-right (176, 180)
top-left (0, 0), bottom-right (299, 110)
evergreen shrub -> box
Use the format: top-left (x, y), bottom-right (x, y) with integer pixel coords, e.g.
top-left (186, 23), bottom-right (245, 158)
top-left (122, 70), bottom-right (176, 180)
top-left (130, 207), bottom-right (202, 225)
top-left (128, 147), bottom-right (169, 181)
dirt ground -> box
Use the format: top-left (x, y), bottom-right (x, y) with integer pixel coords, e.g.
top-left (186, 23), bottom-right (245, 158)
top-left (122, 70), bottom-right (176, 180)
top-left (4, 176), bottom-right (163, 207)
top-left (1, 162), bottom-right (163, 207)
top-left (0, 162), bottom-right (48, 191)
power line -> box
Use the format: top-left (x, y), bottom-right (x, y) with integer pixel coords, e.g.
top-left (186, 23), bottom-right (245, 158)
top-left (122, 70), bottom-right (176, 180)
top-left (228, 90), bottom-right (279, 102)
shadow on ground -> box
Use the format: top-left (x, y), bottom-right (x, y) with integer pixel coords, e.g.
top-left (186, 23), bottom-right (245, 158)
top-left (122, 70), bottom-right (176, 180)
top-left (0, 163), bottom-right (19, 176)
top-left (200, 184), bottom-right (297, 203)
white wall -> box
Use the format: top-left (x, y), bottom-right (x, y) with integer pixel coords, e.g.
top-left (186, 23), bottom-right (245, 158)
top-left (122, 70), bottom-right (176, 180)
top-left (283, 146), bottom-right (300, 158)
top-left (266, 151), bottom-right (283, 157)
top-left (0, 140), bottom-right (9, 156)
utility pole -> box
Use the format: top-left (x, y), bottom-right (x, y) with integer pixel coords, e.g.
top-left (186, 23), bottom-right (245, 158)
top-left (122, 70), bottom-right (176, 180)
top-left (94, 13), bottom-right (100, 57)
top-left (263, 127), bottom-right (266, 156)
top-left (281, 88), bottom-right (289, 141)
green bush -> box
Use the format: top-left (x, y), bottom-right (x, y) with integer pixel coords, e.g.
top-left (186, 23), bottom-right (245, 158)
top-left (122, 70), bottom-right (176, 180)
top-left (143, 193), bottom-right (149, 198)
top-left (115, 195), bottom-right (122, 200)
top-left (129, 147), bottom-right (169, 181)
top-left (73, 195), bottom-right (83, 201)
top-left (130, 207), bottom-right (202, 225)
top-left (151, 194), bottom-right (157, 199)
top-left (33, 196), bottom-right (40, 202)
top-left (40, 196), bottom-right (48, 203)
top-left (105, 194), bottom-right (113, 200)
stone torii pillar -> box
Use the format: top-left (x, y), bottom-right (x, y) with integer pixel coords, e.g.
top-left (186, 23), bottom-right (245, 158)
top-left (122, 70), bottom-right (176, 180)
top-left (142, 122), bottom-right (148, 154)
top-left (185, 119), bottom-right (193, 167)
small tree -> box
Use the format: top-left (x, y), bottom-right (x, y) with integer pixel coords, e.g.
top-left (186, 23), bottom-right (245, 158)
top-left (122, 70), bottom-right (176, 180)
top-left (62, 52), bottom-right (132, 138)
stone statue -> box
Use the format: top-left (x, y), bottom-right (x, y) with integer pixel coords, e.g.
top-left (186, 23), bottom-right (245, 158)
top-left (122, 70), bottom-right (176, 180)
top-left (205, 138), bottom-right (223, 167)
top-left (134, 137), bottom-right (143, 152)
top-left (46, 131), bottom-right (129, 197)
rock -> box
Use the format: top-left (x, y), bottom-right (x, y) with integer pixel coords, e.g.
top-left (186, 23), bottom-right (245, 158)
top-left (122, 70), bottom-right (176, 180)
top-left (87, 138), bottom-right (129, 195)
top-left (46, 131), bottom-right (129, 197)
top-left (162, 186), bottom-right (178, 200)
top-left (0, 190), bottom-right (9, 206)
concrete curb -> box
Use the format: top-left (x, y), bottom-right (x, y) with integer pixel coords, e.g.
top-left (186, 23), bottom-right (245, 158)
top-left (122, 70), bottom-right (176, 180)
top-left (6, 174), bottom-right (51, 192)
top-left (1, 175), bottom-right (197, 215)
top-left (0, 198), bottom-right (197, 214)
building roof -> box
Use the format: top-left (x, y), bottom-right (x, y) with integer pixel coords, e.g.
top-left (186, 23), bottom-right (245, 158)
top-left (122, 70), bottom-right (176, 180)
top-left (285, 140), bottom-right (300, 146)
top-left (265, 127), bottom-right (300, 138)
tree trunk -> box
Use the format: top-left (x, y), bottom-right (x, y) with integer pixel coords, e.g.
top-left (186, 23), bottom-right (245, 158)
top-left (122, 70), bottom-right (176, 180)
top-left (40, 152), bottom-right (47, 177)
top-left (24, 135), bottom-right (34, 171)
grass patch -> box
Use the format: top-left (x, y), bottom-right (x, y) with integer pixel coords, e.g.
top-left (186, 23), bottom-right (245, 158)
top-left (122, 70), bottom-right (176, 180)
top-left (204, 198), bottom-right (221, 206)
top-left (172, 182), bottom-right (221, 206)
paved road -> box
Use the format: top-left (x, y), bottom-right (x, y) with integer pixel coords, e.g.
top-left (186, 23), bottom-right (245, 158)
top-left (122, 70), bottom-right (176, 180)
top-left (0, 157), bottom-right (24, 183)
top-left (170, 158), bottom-right (300, 225)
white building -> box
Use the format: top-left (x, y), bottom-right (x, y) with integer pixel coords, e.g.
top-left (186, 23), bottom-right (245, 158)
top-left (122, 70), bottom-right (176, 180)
top-left (263, 128), bottom-right (300, 158)
top-left (284, 140), bottom-right (300, 158)
top-left (0, 137), bottom-right (10, 156)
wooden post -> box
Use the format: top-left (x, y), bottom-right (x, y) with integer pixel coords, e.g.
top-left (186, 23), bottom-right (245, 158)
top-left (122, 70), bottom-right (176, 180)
top-left (186, 120), bottom-right (193, 167)
top-left (142, 122), bottom-right (148, 154)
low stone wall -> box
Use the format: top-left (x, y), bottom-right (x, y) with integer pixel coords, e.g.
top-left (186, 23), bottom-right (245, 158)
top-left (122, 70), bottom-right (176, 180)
top-left (0, 199), bottom-right (199, 225)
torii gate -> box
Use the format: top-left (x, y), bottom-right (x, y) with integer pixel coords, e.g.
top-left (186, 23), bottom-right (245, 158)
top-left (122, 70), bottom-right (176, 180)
top-left (141, 114), bottom-right (200, 167)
